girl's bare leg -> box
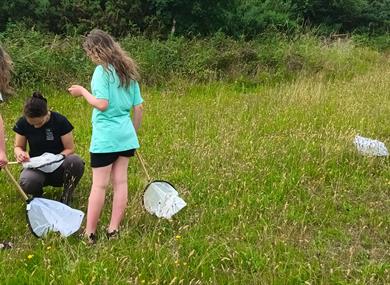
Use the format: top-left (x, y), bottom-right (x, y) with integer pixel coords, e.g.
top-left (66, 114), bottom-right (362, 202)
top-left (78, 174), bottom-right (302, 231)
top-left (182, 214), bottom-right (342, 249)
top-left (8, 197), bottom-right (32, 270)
top-left (85, 164), bottom-right (112, 235)
top-left (108, 156), bottom-right (129, 232)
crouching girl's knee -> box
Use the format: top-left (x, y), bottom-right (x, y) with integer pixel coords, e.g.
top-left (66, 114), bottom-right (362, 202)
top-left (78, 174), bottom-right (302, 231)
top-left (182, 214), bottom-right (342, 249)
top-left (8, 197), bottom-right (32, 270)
top-left (63, 154), bottom-right (85, 174)
top-left (19, 178), bottom-right (43, 196)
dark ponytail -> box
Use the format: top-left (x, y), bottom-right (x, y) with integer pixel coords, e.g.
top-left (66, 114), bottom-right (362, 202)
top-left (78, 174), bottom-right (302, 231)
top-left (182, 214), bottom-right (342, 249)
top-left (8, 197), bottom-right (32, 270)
top-left (24, 91), bottom-right (48, 118)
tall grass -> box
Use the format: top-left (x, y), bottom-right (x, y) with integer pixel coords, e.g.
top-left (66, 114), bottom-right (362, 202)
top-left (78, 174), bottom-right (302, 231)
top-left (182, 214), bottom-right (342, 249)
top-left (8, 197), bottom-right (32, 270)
top-left (0, 46), bottom-right (389, 283)
top-left (0, 25), bottom-right (386, 90)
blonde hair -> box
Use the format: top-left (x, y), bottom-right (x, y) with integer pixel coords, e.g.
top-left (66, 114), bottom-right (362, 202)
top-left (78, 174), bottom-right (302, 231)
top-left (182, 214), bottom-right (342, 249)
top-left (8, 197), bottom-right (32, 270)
top-left (0, 46), bottom-right (13, 95)
top-left (83, 29), bottom-right (140, 89)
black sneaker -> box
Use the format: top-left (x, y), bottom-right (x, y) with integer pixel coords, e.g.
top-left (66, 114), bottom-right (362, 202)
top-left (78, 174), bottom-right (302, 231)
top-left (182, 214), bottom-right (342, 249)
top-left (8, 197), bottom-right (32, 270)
top-left (84, 233), bottom-right (97, 245)
top-left (0, 241), bottom-right (13, 249)
top-left (106, 230), bottom-right (119, 240)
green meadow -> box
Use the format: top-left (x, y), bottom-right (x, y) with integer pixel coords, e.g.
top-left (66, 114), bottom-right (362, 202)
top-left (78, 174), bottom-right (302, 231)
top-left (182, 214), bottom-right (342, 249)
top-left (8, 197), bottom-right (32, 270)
top-left (0, 36), bottom-right (389, 284)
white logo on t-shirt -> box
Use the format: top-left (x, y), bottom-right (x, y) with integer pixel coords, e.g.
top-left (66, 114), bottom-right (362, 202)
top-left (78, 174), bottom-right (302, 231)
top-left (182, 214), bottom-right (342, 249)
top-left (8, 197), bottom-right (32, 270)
top-left (45, 128), bottom-right (54, 141)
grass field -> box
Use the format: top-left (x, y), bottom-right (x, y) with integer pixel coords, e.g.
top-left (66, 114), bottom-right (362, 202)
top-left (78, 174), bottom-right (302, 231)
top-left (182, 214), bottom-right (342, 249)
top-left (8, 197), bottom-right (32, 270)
top-left (0, 57), bottom-right (389, 284)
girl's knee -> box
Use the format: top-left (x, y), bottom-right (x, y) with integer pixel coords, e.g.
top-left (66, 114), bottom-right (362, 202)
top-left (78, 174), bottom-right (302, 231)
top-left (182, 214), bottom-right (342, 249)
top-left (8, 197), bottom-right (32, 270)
top-left (91, 181), bottom-right (109, 192)
top-left (112, 176), bottom-right (127, 187)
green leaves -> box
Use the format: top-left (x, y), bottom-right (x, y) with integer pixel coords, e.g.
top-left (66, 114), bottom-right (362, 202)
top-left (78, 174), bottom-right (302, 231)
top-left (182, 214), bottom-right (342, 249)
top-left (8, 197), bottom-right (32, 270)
top-left (0, 0), bottom-right (387, 37)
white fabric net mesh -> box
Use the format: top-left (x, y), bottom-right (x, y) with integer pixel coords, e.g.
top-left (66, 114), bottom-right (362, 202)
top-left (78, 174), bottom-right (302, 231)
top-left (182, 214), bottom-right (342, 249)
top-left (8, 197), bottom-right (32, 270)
top-left (354, 135), bottom-right (389, 157)
top-left (143, 181), bottom-right (186, 219)
top-left (26, 198), bottom-right (84, 237)
top-left (22, 152), bottom-right (65, 173)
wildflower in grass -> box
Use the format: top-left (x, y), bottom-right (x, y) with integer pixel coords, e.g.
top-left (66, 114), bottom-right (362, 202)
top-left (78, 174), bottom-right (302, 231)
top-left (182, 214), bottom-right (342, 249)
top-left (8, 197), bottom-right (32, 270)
top-left (27, 254), bottom-right (34, 259)
top-left (47, 246), bottom-right (51, 250)
top-left (175, 235), bottom-right (181, 240)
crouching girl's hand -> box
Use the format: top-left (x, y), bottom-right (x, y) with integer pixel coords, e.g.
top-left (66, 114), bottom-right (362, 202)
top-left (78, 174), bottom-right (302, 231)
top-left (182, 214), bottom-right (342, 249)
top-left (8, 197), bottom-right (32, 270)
top-left (15, 149), bottom-right (30, 163)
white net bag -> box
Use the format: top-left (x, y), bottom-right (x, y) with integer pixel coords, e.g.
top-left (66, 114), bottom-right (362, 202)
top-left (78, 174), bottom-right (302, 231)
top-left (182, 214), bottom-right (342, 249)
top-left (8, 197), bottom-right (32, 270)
top-left (22, 152), bottom-right (65, 173)
top-left (143, 181), bottom-right (186, 219)
top-left (354, 135), bottom-right (389, 157)
top-left (27, 197), bottom-right (84, 237)
top-left (3, 167), bottom-right (84, 238)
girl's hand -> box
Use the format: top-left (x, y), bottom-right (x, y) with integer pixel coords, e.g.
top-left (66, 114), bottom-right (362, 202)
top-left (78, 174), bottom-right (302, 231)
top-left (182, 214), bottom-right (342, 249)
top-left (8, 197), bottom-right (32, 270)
top-left (68, 85), bottom-right (87, 97)
top-left (15, 150), bottom-right (30, 163)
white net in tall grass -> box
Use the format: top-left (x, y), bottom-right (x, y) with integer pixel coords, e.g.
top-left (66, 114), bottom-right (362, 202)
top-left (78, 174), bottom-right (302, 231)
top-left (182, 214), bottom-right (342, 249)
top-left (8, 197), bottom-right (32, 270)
top-left (22, 152), bottom-right (65, 173)
top-left (143, 181), bottom-right (186, 219)
top-left (354, 135), bottom-right (389, 157)
top-left (27, 197), bottom-right (84, 237)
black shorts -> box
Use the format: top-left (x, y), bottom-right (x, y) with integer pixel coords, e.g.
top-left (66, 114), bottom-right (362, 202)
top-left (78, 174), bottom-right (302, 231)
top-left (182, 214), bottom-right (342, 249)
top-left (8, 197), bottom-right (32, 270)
top-left (90, 149), bottom-right (135, 168)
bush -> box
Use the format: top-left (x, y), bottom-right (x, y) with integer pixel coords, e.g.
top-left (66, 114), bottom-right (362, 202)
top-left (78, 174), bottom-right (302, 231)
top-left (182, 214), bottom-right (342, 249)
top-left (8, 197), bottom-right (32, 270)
top-left (0, 25), bottom-right (384, 90)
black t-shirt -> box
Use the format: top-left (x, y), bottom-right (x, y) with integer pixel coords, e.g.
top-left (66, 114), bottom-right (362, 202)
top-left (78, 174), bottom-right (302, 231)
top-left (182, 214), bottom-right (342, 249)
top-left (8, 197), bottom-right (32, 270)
top-left (13, 111), bottom-right (74, 157)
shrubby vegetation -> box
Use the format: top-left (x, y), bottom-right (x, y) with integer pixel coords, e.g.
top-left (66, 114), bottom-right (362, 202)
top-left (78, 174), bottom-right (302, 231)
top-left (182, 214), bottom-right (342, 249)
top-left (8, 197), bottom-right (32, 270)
top-left (0, 24), bottom-right (385, 90)
top-left (0, 0), bottom-right (388, 38)
top-left (0, 1), bottom-right (387, 90)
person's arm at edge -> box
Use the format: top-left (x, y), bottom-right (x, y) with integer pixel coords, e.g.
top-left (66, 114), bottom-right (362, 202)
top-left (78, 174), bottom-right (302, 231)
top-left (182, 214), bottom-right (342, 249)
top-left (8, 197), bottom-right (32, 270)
top-left (0, 115), bottom-right (8, 167)
top-left (60, 132), bottom-right (75, 157)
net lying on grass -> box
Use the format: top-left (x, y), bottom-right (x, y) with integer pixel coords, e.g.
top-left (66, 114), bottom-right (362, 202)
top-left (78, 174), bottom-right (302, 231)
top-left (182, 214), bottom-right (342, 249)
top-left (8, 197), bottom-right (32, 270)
top-left (136, 152), bottom-right (186, 219)
top-left (354, 135), bottom-right (389, 157)
top-left (143, 180), bottom-right (187, 219)
top-left (3, 166), bottom-right (84, 238)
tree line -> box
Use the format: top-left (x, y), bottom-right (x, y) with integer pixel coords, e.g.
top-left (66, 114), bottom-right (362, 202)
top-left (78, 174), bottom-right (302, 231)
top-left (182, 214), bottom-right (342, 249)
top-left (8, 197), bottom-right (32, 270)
top-left (0, 0), bottom-right (389, 38)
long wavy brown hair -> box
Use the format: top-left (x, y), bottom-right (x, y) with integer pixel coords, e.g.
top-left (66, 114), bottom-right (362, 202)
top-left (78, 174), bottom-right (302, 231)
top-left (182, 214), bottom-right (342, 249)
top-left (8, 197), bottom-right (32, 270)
top-left (83, 29), bottom-right (140, 89)
top-left (0, 46), bottom-right (13, 95)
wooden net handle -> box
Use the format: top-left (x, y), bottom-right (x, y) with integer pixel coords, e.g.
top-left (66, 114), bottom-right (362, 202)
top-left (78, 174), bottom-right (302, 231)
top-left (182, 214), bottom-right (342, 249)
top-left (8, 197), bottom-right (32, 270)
top-left (3, 166), bottom-right (29, 201)
top-left (135, 151), bottom-right (151, 182)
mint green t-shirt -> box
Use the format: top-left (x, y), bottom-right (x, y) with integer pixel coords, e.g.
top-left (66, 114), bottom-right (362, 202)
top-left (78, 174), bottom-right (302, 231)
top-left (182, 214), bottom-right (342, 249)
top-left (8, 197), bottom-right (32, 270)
top-left (89, 65), bottom-right (143, 153)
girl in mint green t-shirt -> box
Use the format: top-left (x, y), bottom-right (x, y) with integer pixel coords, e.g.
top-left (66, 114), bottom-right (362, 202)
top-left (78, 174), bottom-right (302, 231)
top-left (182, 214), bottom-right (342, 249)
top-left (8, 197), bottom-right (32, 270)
top-left (68, 29), bottom-right (143, 244)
